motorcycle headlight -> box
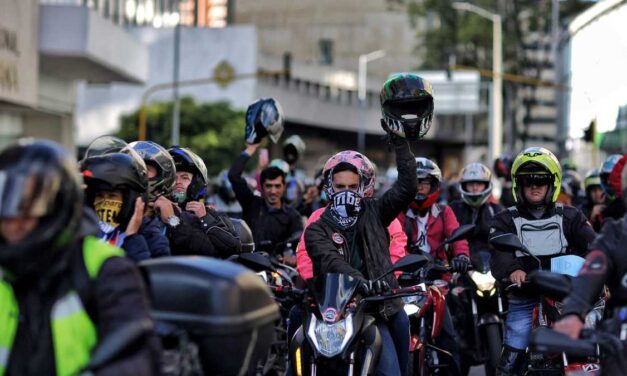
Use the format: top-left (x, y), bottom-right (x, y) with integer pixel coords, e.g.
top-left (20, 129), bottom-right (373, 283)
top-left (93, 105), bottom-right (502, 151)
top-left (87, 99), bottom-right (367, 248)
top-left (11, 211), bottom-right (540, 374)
top-left (470, 270), bottom-right (496, 292)
top-left (306, 313), bottom-right (353, 357)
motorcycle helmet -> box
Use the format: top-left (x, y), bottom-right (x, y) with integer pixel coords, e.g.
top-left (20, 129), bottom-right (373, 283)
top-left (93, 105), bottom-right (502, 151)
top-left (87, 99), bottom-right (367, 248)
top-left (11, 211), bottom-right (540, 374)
top-left (493, 154), bottom-right (513, 181)
top-left (168, 146), bottom-right (209, 202)
top-left (322, 150), bottom-right (376, 197)
top-left (81, 151), bottom-right (149, 232)
top-left (129, 141), bottom-right (176, 202)
top-left (231, 218), bottom-right (255, 252)
top-left (561, 170), bottom-right (583, 198)
top-left (412, 157), bottom-right (442, 211)
top-left (245, 97), bottom-right (284, 144)
top-left (0, 140), bottom-right (84, 279)
top-left (283, 135), bottom-right (306, 165)
top-left (584, 168), bottom-right (602, 192)
top-left (380, 73), bottom-right (434, 140)
top-left (459, 162), bottom-right (493, 207)
top-left (511, 147), bottom-right (562, 208)
top-left (269, 159), bottom-right (291, 175)
top-left (600, 154), bottom-right (623, 200)
top-left (562, 158), bottom-right (578, 172)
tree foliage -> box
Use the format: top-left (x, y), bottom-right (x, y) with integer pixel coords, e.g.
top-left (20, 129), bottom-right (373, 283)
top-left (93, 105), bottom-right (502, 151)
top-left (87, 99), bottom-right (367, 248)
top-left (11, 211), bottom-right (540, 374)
top-left (393, 0), bottom-right (593, 73)
top-left (117, 97), bottom-right (247, 176)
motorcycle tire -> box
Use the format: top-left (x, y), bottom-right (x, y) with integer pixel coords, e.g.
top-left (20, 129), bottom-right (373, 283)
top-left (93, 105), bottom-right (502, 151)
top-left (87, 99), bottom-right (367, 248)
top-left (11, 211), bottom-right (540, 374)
top-left (483, 323), bottom-right (502, 376)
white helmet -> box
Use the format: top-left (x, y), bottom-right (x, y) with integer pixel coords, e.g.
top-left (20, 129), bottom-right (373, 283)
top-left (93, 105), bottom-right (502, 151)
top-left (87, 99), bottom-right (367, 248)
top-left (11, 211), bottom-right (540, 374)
top-left (459, 162), bottom-right (493, 207)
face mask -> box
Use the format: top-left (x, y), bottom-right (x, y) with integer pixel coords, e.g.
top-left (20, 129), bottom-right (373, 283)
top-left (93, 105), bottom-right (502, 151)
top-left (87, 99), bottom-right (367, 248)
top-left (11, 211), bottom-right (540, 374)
top-left (171, 190), bottom-right (187, 204)
top-left (94, 196), bottom-right (122, 228)
top-left (330, 190), bottom-right (362, 229)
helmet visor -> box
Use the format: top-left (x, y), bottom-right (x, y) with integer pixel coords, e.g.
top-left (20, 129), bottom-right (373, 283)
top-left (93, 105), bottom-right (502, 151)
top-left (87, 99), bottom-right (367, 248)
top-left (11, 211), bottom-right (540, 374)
top-left (0, 164), bottom-right (61, 219)
top-left (516, 174), bottom-right (553, 187)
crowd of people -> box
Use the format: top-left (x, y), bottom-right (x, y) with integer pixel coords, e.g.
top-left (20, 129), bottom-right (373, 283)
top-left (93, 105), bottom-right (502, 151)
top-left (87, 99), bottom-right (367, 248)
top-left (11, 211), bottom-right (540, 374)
top-left (0, 72), bottom-right (626, 376)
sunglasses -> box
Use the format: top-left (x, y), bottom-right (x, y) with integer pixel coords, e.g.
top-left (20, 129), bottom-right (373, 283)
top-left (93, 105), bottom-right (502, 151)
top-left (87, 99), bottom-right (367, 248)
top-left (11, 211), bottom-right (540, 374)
top-left (517, 174), bottom-right (553, 187)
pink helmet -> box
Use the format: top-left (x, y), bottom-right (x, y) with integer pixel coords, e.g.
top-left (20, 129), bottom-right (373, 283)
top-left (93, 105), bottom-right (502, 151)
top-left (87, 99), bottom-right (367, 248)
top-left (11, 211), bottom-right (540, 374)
top-left (323, 150), bottom-right (376, 197)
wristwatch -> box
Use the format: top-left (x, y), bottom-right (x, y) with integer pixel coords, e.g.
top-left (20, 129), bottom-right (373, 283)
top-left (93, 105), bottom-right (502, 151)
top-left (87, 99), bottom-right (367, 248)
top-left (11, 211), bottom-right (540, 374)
top-left (165, 215), bottom-right (181, 229)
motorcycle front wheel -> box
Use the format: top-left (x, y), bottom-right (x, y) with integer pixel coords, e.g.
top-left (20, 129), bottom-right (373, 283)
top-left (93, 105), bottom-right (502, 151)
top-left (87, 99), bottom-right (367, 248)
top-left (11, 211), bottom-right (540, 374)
top-left (482, 323), bottom-right (502, 376)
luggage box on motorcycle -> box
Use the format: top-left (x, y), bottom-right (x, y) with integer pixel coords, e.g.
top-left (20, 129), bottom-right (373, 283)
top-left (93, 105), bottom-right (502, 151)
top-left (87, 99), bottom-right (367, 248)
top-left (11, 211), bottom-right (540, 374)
top-left (139, 256), bottom-right (280, 375)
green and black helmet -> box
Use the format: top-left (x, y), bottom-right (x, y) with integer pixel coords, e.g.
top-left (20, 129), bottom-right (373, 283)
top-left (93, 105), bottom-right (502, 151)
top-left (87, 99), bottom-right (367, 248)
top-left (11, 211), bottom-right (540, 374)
top-left (511, 147), bottom-right (562, 207)
top-left (380, 73), bottom-right (434, 140)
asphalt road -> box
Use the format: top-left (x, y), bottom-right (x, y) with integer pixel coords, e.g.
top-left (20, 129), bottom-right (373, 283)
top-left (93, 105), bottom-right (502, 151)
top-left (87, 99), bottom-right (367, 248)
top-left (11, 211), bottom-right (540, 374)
top-left (469, 366), bottom-right (486, 376)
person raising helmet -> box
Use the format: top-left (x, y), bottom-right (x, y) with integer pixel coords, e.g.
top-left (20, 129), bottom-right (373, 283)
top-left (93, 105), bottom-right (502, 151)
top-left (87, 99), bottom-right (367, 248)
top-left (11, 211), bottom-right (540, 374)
top-left (0, 139), bottom-right (159, 375)
top-left (489, 147), bottom-right (595, 376)
top-left (152, 146), bottom-right (240, 259)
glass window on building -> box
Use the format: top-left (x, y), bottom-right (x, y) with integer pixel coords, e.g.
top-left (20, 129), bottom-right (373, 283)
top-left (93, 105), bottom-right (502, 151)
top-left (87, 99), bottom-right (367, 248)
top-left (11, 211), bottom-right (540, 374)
top-left (319, 39), bottom-right (333, 66)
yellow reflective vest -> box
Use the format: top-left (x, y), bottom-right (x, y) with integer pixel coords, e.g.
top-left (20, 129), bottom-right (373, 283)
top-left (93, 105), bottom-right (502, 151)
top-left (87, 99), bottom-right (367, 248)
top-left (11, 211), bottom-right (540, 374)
top-left (0, 236), bottom-right (124, 376)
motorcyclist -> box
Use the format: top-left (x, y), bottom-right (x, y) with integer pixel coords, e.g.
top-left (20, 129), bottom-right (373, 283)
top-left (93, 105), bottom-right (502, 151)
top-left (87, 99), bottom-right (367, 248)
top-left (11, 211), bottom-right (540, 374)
top-left (557, 169), bottom-right (585, 208)
top-left (488, 147), bottom-right (596, 376)
top-left (581, 168), bottom-right (605, 227)
top-left (0, 140), bottom-right (159, 375)
top-left (81, 148), bottom-right (161, 262)
top-left (305, 72), bottom-right (436, 375)
top-left (450, 162), bottom-right (504, 258)
top-left (553, 160), bottom-right (627, 376)
top-left (397, 157), bottom-right (470, 375)
top-left (129, 140), bottom-right (176, 258)
top-left (154, 146), bottom-right (240, 258)
top-left (593, 154), bottom-right (627, 230)
top-left (494, 154), bottom-right (515, 208)
top-left (296, 151), bottom-right (408, 281)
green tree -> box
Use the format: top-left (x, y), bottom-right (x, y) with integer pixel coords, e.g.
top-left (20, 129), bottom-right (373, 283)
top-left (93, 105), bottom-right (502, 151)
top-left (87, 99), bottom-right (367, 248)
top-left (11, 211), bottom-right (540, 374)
top-left (117, 97), bottom-right (248, 176)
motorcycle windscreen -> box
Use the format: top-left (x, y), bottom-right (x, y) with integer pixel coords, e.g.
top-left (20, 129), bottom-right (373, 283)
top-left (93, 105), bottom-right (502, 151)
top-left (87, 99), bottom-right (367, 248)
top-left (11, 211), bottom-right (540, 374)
top-left (311, 273), bottom-right (360, 321)
top-left (470, 250), bottom-right (492, 273)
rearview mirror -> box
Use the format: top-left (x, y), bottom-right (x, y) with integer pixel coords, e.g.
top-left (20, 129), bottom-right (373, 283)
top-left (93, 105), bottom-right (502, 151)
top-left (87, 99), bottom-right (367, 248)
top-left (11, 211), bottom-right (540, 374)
top-left (528, 270), bottom-right (572, 301)
top-left (374, 254), bottom-right (430, 281)
top-left (235, 252), bottom-right (276, 273)
top-left (489, 233), bottom-right (528, 254)
top-left (444, 224), bottom-right (476, 244)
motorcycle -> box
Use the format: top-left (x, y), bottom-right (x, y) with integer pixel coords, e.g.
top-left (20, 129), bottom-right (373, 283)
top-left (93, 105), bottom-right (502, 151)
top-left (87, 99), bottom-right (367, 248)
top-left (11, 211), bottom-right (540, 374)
top-left (491, 234), bottom-right (605, 376)
top-left (289, 254), bottom-right (430, 376)
top-left (449, 249), bottom-right (505, 376)
top-left (400, 224), bottom-right (476, 376)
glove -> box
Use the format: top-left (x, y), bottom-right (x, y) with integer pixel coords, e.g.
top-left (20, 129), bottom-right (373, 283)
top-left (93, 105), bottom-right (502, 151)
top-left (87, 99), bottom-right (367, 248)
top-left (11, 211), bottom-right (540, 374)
top-left (451, 255), bottom-right (471, 274)
top-left (359, 279), bottom-right (391, 296)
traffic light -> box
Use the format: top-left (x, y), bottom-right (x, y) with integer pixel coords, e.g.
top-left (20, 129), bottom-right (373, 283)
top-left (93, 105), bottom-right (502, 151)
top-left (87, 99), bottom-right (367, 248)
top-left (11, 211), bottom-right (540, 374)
top-left (583, 119), bottom-right (596, 143)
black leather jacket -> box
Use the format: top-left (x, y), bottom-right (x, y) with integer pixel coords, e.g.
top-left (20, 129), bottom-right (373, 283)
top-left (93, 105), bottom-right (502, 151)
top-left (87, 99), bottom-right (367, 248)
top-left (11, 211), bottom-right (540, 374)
top-left (304, 138), bottom-right (417, 318)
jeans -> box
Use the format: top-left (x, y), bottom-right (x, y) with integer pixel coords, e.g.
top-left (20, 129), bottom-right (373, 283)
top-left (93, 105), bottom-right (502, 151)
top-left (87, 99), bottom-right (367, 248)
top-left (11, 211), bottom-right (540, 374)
top-left (434, 305), bottom-right (461, 376)
top-left (377, 310), bottom-right (410, 376)
top-left (503, 296), bottom-right (537, 350)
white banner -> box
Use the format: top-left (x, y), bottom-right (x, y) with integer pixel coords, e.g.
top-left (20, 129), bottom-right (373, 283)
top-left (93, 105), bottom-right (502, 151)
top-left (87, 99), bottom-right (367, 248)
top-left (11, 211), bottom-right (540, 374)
top-left (0, 0), bottom-right (38, 107)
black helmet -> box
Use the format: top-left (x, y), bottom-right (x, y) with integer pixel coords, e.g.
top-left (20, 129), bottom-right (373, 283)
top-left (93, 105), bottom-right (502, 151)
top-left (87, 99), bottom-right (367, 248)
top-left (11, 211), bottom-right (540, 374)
top-left (0, 139), bottom-right (83, 279)
top-left (168, 146), bottom-right (209, 202)
top-left (230, 218), bottom-right (254, 252)
top-left (81, 152), bottom-right (148, 232)
top-left (283, 135), bottom-right (305, 164)
top-left (245, 97), bottom-right (284, 144)
top-left (380, 73), bottom-right (434, 140)
top-left (129, 141), bottom-right (176, 202)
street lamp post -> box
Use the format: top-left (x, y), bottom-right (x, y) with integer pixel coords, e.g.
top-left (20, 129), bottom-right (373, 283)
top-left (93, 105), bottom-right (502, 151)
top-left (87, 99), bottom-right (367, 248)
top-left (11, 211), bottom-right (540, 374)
top-left (452, 2), bottom-right (502, 163)
top-left (357, 50), bottom-right (386, 152)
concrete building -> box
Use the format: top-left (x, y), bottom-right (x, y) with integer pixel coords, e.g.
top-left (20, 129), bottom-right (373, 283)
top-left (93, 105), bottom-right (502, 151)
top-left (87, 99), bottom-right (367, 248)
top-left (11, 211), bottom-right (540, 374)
top-left (232, 0), bottom-right (490, 175)
top-left (559, 0), bottom-right (627, 171)
top-left (0, 0), bottom-right (146, 151)
top-left (75, 24), bottom-right (257, 144)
